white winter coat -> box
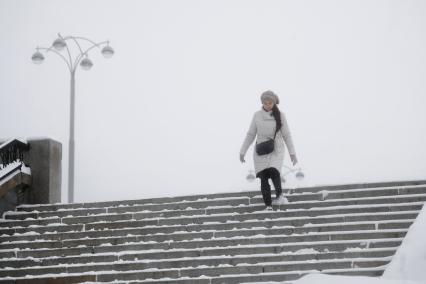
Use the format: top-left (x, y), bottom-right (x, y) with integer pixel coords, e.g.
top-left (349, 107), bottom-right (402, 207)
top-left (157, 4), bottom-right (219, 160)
top-left (240, 107), bottom-right (297, 176)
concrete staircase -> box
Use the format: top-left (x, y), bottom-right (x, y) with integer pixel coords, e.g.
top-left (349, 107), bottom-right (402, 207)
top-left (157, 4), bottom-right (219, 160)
top-left (0, 180), bottom-right (425, 284)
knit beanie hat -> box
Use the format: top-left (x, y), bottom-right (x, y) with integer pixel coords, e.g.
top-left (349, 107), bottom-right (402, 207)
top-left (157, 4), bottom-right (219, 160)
top-left (260, 90), bottom-right (279, 105)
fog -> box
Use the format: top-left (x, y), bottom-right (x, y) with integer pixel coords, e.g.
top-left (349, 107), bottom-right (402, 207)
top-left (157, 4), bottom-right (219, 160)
top-left (1, 0), bottom-right (425, 203)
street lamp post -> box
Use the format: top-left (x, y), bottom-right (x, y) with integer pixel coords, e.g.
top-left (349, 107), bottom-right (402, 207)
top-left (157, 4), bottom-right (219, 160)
top-left (31, 33), bottom-right (114, 203)
top-left (280, 164), bottom-right (305, 183)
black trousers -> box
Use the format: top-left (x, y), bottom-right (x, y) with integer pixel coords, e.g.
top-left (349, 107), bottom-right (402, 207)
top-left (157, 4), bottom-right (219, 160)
top-left (256, 167), bottom-right (282, 206)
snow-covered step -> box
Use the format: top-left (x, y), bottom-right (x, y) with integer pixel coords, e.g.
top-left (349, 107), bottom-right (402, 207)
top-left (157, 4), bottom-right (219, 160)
top-left (131, 266), bottom-right (385, 284)
top-left (58, 265), bottom-right (383, 284)
top-left (13, 182), bottom-right (426, 214)
top-left (0, 223), bottom-right (410, 253)
top-left (0, 181), bottom-right (424, 283)
top-left (0, 210), bottom-right (419, 245)
top-left (0, 219), bottom-right (413, 252)
top-left (0, 209), bottom-right (418, 243)
top-left (0, 218), bottom-right (413, 246)
top-left (209, 266), bottom-right (386, 284)
top-left (5, 193), bottom-right (426, 225)
top-left (111, 266), bottom-right (384, 283)
top-left (1, 200), bottom-right (423, 229)
top-left (12, 180), bottom-right (426, 212)
top-left (0, 186), bottom-right (426, 226)
top-left (0, 195), bottom-right (426, 234)
top-left (0, 255), bottom-right (392, 278)
top-left (0, 247), bottom-right (397, 270)
top-left (3, 229), bottom-right (406, 260)
top-left (0, 237), bottom-right (403, 262)
top-left (0, 264), bottom-right (387, 284)
top-left (53, 210), bottom-right (423, 232)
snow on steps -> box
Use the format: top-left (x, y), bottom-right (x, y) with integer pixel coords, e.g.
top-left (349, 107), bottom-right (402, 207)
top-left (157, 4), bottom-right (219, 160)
top-left (0, 180), bottom-right (424, 284)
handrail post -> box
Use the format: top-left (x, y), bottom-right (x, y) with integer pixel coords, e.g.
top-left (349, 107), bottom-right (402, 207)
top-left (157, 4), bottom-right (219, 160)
top-left (25, 138), bottom-right (62, 204)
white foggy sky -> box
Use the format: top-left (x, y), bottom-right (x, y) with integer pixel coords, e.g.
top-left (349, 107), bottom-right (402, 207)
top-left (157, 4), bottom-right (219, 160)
top-left (1, 0), bottom-right (425, 203)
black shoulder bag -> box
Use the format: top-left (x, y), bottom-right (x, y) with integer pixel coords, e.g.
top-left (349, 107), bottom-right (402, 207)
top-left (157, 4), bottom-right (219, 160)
top-left (255, 128), bottom-right (278, 155)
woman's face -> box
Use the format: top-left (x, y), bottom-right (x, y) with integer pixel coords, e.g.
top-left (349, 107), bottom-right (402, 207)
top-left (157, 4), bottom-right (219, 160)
top-left (262, 99), bottom-right (274, 111)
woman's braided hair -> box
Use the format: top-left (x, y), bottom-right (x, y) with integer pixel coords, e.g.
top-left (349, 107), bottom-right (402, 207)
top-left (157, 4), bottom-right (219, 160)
top-left (271, 104), bottom-right (282, 134)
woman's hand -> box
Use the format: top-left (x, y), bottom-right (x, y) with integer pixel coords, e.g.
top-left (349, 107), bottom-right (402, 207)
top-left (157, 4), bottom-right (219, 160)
top-left (240, 154), bottom-right (246, 163)
top-left (290, 154), bottom-right (298, 165)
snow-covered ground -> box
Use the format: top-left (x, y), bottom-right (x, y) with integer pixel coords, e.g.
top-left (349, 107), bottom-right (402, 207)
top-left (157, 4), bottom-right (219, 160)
top-left (289, 204), bottom-right (426, 284)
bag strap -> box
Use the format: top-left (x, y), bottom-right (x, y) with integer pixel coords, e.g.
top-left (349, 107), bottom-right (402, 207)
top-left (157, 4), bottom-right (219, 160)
top-left (272, 126), bottom-right (278, 139)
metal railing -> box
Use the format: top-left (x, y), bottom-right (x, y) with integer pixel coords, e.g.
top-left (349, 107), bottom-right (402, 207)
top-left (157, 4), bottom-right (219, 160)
top-left (0, 139), bottom-right (29, 181)
top-left (0, 139), bottom-right (32, 216)
top-left (0, 139), bottom-right (29, 166)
